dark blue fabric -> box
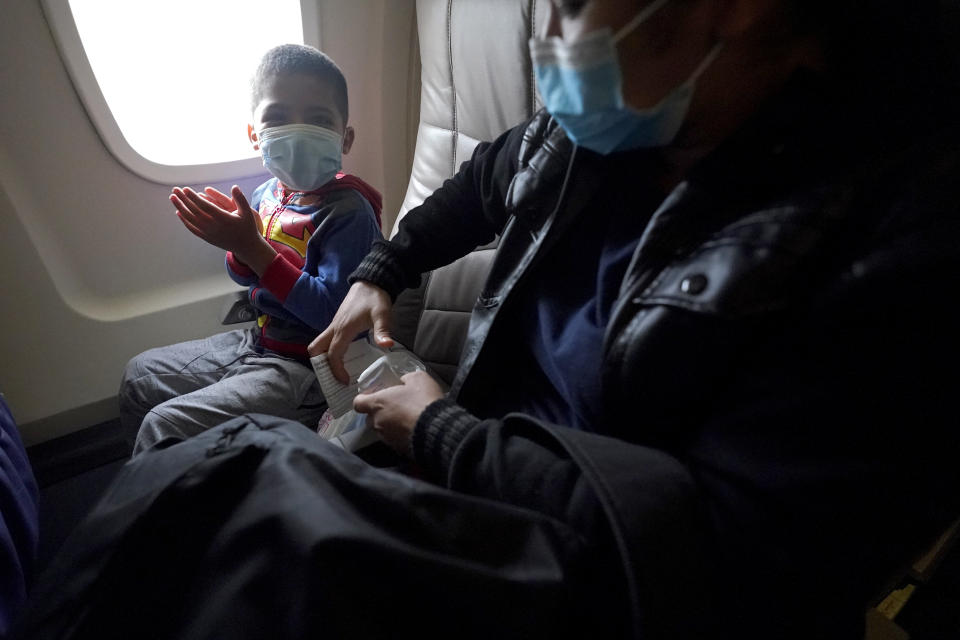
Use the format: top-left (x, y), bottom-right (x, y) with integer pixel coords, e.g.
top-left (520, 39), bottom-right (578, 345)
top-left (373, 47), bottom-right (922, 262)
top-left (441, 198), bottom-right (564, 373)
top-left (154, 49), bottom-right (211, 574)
top-left (0, 396), bottom-right (38, 637)
top-left (516, 163), bottom-right (659, 431)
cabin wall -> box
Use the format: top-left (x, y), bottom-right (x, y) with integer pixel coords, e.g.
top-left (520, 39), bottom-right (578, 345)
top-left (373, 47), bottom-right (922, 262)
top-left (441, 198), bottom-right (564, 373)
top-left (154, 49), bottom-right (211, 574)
top-left (0, 0), bottom-right (418, 445)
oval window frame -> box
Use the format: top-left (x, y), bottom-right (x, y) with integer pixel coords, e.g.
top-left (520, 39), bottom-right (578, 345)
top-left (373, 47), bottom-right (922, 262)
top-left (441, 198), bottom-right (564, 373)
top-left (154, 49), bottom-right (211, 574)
top-left (40, 0), bottom-right (322, 185)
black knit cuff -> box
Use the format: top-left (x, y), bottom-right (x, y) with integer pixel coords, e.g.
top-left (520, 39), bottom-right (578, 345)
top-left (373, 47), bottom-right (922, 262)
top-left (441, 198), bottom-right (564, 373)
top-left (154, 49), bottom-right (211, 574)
top-left (411, 398), bottom-right (480, 480)
top-left (348, 241), bottom-right (409, 301)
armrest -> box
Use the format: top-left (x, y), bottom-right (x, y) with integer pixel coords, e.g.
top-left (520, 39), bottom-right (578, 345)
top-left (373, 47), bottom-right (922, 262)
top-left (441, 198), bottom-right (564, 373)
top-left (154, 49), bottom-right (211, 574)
top-left (220, 290), bottom-right (257, 324)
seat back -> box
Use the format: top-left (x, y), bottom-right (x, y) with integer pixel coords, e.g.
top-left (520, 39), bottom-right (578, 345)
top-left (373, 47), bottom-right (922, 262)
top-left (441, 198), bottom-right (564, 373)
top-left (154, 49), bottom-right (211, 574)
top-left (392, 0), bottom-right (548, 383)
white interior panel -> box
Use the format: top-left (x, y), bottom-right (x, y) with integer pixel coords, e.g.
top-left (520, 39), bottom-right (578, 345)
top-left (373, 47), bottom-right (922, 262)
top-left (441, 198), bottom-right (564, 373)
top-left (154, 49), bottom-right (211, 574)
top-left (0, 0), bottom-right (418, 444)
top-left (450, 0), bottom-right (539, 143)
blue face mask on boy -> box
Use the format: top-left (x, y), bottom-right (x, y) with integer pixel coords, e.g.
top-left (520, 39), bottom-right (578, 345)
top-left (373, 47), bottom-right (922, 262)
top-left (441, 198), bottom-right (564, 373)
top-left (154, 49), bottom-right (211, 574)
top-left (530, 0), bottom-right (722, 154)
top-left (258, 124), bottom-right (343, 192)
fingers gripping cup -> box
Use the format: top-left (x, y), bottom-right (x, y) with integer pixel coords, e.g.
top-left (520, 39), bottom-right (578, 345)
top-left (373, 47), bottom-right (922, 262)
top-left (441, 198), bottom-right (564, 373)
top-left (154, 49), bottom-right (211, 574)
top-left (311, 339), bottom-right (426, 419)
top-left (313, 345), bottom-right (429, 449)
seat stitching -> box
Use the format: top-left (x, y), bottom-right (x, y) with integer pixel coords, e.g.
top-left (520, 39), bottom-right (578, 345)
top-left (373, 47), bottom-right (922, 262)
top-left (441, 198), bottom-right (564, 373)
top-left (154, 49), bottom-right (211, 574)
top-left (447, 0), bottom-right (458, 177)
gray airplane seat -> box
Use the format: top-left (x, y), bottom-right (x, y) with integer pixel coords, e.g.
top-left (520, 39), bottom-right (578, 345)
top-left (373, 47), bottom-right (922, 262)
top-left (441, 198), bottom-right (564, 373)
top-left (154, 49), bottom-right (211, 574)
top-left (388, 0), bottom-right (548, 384)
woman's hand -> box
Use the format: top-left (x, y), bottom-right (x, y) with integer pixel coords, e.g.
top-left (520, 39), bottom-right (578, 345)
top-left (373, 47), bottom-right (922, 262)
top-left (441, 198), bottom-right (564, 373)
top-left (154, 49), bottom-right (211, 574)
top-left (308, 281), bottom-right (395, 383)
top-left (352, 371), bottom-right (444, 455)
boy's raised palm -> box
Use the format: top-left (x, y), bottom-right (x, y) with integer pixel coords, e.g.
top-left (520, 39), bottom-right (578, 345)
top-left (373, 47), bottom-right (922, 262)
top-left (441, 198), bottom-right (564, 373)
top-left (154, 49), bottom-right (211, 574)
top-left (200, 186), bottom-right (264, 235)
top-left (200, 187), bottom-right (237, 211)
top-left (171, 185), bottom-right (265, 256)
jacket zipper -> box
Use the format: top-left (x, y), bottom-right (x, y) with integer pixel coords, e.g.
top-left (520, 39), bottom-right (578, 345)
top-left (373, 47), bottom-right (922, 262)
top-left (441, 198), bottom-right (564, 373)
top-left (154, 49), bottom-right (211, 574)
top-left (264, 191), bottom-right (298, 243)
top-left (451, 145), bottom-right (582, 399)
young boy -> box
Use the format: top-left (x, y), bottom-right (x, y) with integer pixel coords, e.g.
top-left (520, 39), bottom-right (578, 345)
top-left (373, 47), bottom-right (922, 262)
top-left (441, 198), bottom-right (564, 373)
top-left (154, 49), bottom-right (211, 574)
top-left (119, 44), bottom-right (382, 455)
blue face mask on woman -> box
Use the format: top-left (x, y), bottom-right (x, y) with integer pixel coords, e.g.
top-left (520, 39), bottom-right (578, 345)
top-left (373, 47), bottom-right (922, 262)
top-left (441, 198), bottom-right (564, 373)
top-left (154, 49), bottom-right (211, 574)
top-left (258, 124), bottom-right (343, 192)
top-left (530, 0), bottom-right (722, 154)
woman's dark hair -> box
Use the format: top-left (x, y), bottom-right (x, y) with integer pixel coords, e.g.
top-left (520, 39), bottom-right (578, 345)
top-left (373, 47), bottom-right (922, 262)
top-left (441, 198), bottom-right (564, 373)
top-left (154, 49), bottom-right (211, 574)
top-left (790, 0), bottom-right (959, 96)
top-left (552, 0), bottom-right (959, 101)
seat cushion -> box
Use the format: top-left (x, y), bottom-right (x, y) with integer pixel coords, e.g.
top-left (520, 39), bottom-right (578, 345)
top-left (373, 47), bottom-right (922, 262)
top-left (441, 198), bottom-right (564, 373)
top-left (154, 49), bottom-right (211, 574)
top-left (390, 0), bottom-right (548, 383)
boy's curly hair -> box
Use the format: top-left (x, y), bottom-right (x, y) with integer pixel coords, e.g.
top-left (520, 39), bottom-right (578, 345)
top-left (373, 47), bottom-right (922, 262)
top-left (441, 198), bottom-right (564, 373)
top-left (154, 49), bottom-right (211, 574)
top-left (251, 44), bottom-right (349, 124)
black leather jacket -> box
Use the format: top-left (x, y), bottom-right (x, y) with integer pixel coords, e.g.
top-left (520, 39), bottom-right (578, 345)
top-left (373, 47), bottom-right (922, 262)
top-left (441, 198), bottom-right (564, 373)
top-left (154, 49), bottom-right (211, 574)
top-left (352, 72), bottom-right (960, 637)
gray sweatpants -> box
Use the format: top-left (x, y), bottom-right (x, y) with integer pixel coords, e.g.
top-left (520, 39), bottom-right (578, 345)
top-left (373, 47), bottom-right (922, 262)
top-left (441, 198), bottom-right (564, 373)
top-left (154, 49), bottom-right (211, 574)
top-left (119, 328), bottom-right (325, 455)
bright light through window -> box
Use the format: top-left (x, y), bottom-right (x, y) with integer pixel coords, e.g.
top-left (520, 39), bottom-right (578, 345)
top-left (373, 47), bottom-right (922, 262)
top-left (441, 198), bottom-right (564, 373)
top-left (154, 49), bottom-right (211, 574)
top-left (67, 0), bottom-right (304, 167)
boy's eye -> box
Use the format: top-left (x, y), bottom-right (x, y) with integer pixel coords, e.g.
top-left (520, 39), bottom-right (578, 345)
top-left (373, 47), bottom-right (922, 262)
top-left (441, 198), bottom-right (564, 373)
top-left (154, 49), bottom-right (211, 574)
top-left (305, 112), bottom-right (333, 125)
top-left (259, 106), bottom-right (289, 128)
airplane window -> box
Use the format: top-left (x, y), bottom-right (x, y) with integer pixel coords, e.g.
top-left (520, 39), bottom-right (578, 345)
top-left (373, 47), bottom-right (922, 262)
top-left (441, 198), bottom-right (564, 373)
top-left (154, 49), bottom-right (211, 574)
top-left (44, 0), bottom-right (316, 183)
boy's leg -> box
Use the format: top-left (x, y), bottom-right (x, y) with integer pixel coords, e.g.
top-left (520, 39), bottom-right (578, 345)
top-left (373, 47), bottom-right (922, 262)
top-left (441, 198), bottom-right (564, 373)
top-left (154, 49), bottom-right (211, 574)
top-left (118, 329), bottom-right (258, 443)
top-left (132, 352), bottom-right (324, 454)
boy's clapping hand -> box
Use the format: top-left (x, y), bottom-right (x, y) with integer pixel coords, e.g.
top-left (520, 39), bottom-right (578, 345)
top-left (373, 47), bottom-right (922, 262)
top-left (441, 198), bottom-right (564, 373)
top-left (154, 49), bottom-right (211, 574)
top-left (198, 186), bottom-right (237, 211)
top-left (171, 185), bottom-right (275, 274)
top-left (198, 187), bottom-right (265, 235)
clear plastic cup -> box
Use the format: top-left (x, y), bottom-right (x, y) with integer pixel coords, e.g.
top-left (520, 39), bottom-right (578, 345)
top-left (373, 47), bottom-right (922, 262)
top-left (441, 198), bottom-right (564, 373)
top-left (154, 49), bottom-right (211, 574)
top-left (356, 351), bottom-right (426, 395)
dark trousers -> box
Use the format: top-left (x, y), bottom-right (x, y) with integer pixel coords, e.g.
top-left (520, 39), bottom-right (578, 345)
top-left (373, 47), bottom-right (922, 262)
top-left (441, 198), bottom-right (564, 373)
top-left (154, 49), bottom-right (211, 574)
top-left (19, 415), bottom-right (627, 639)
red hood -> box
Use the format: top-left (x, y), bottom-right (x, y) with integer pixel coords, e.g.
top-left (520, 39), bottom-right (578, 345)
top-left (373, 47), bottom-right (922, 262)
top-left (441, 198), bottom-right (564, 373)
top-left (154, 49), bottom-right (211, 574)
top-left (303, 172), bottom-right (384, 230)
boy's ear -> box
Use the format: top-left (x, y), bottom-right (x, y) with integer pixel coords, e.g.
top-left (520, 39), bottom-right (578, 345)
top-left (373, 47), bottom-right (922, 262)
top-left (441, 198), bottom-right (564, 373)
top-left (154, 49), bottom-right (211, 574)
top-left (247, 124), bottom-right (259, 151)
top-left (341, 126), bottom-right (355, 155)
